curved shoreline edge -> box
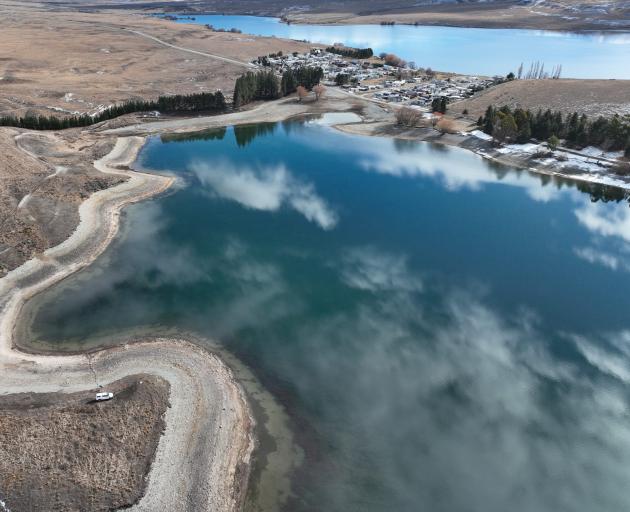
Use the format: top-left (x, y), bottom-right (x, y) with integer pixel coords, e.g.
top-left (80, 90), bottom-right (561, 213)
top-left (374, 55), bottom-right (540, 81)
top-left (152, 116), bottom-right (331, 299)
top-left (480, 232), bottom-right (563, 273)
top-left (0, 137), bottom-right (255, 512)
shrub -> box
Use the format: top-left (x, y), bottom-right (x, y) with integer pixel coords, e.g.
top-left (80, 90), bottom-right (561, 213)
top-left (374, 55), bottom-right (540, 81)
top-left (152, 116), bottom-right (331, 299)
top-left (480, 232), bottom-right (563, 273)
top-left (395, 107), bottom-right (422, 127)
top-left (436, 118), bottom-right (459, 134)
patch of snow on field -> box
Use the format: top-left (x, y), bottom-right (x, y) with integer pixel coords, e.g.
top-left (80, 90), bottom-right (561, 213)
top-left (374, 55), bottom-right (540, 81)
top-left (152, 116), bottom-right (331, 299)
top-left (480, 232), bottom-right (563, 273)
top-left (471, 130), bottom-right (492, 141)
top-left (497, 143), bottom-right (543, 155)
top-left (559, 152), bottom-right (612, 173)
top-left (90, 104), bottom-right (113, 117)
top-left (565, 172), bottom-right (628, 189)
top-left (49, 106), bottom-right (81, 115)
top-left (63, 92), bottom-right (74, 102)
top-left (47, 166), bottom-right (68, 179)
top-left (580, 146), bottom-right (624, 160)
top-left (0, 497), bottom-right (12, 512)
top-left (17, 194), bottom-right (31, 209)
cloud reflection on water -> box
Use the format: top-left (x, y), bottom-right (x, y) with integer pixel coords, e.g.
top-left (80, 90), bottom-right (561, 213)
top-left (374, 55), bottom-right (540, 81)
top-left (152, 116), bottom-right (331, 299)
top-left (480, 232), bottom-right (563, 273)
top-left (283, 245), bottom-right (630, 511)
top-left (340, 247), bottom-right (423, 293)
top-left (190, 160), bottom-right (338, 230)
top-left (575, 200), bottom-right (630, 243)
top-left (357, 136), bottom-right (573, 203)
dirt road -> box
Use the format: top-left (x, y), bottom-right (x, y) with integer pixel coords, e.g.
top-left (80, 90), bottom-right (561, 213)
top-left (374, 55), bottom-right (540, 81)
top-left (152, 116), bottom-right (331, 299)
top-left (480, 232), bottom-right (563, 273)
top-left (125, 28), bottom-right (257, 69)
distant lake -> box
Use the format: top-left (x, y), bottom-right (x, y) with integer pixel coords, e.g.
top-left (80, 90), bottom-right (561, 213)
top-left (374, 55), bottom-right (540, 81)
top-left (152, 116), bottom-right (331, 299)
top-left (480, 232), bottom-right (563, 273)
top-left (169, 14), bottom-right (630, 79)
top-left (26, 117), bottom-right (630, 512)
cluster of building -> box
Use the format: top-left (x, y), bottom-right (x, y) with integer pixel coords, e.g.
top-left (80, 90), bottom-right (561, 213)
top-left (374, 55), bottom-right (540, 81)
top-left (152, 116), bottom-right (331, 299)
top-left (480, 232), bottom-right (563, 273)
top-left (255, 48), bottom-right (389, 82)
top-left (368, 75), bottom-right (498, 108)
top-left (254, 49), bottom-right (500, 109)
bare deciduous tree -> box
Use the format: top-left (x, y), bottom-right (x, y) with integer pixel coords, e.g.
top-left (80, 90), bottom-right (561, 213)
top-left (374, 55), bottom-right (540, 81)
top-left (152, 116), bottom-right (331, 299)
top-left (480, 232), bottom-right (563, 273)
top-left (313, 84), bottom-right (326, 101)
top-left (383, 53), bottom-right (407, 68)
top-left (395, 107), bottom-right (422, 127)
top-left (296, 85), bottom-right (308, 102)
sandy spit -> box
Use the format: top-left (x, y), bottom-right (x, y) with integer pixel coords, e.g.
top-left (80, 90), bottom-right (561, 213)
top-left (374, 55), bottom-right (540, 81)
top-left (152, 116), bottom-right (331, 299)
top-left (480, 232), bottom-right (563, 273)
top-left (0, 137), bottom-right (255, 512)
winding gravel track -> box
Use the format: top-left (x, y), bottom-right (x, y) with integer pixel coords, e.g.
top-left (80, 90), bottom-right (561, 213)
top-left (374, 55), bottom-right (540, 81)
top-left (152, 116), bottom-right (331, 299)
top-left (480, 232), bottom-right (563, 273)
top-left (125, 29), bottom-right (257, 69)
top-left (0, 137), bottom-right (254, 511)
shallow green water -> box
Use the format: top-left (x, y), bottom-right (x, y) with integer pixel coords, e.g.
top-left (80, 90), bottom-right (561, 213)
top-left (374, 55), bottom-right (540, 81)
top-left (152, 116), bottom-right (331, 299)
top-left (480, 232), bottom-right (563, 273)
top-left (28, 118), bottom-right (630, 511)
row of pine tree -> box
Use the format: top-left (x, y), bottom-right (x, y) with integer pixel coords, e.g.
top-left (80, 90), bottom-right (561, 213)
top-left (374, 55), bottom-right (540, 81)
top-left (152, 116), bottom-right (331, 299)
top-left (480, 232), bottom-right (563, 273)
top-left (234, 67), bottom-right (324, 108)
top-left (0, 66), bottom-right (324, 131)
top-left (325, 46), bottom-right (373, 59)
top-left (478, 105), bottom-right (630, 155)
top-left (0, 91), bottom-right (226, 131)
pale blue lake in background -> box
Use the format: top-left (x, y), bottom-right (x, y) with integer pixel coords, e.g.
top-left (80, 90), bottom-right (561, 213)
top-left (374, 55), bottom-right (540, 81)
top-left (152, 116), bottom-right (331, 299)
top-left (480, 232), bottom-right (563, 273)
top-left (170, 14), bottom-right (630, 78)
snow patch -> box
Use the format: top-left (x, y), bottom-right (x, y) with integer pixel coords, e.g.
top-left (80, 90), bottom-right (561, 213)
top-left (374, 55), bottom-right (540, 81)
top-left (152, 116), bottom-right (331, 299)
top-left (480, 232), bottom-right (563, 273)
top-left (90, 104), bottom-right (113, 117)
top-left (497, 143), bottom-right (543, 154)
top-left (565, 172), bottom-right (628, 189)
top-left (48, 106), bottom-right (81, 115)
top-left (558, 152), bottom-right (612, 173)
top-left (17, 194), bottom-right (31, 209)
top-left (579, 146), bottom-right (624, 160)
top-left (471, 130), bottom-right (492, 141)
top-left (47, 166), bottom-right (69, 179)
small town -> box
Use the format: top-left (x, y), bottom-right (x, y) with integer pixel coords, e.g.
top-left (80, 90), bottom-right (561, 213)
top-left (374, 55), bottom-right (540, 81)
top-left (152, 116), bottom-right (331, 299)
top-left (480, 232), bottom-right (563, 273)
top-left (255, 46), bottom-right (500, 110)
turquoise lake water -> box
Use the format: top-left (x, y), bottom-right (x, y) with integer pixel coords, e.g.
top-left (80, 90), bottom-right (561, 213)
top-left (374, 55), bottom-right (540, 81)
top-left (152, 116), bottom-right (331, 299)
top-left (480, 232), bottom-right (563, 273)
top-left (170, 14), bottom-right (630, 78)
top-left (29, 119), bottom-right (630, 511)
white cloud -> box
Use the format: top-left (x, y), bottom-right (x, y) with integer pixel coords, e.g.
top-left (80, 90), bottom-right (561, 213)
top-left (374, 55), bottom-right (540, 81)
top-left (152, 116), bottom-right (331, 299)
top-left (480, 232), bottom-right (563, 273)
top-left (574, 246), bottom-right (621, 271)
top-left (575, 201), bottom-right (630, 243)
top-left (351, 136), bottom-right (571, 202)
top-left (190, 160), bottom-right (338, 230)
top-left (572, 333), bottom-right (630, 383)
top-left (285, 285), bottom-right (630, 512)
top-left (340, 247), bottom-right (422, 293)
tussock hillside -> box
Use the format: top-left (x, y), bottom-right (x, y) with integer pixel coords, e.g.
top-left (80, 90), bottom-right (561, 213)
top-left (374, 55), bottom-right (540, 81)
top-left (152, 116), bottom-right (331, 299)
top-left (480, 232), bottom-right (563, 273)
top-left (454, 79), bottom-right (630, 120)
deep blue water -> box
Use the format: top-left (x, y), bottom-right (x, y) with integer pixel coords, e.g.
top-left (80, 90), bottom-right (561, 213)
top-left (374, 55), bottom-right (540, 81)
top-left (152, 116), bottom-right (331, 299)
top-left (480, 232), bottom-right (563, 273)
top-left (28, 119), bottom-right (630, 511)
top-left (171, 14), bottom-right (630, 78)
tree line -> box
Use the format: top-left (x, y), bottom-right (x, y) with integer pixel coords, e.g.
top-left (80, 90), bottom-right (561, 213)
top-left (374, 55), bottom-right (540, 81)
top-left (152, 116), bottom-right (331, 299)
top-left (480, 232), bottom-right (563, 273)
top-left (1, 65), bottom-right (326, 131)
top-left (0, 91), bottom-right (226, 131)
top-left (325, 46), bottom-right (373, 59)
top-left (477, 105), bottom-right (630, 155)
top-left (233, 66), bottom-right (324, 108)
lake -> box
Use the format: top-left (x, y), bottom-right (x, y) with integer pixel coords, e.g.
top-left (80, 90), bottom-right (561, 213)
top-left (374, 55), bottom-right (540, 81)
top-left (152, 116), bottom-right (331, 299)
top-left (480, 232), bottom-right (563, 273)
top-left (25, 118), bottom-right (630, 511)
top-left (170, 14), bottom-right (630, 79)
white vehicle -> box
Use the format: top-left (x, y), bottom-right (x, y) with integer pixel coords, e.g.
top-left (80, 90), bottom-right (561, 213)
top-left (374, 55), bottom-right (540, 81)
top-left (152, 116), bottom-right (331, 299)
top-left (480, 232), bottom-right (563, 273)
top-left (96, 392), bottom-right (114, 401)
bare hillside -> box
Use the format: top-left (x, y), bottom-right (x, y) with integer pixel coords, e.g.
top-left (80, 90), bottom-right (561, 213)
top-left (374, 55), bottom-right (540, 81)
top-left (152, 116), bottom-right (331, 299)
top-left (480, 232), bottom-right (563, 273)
top-left (20, 0), bottom-right (630, 30)
top-left (0, 4), bottom-right (311, 118)
top-left (454, 79), bottom-right (630, 120)
top-left (0, 375), bottom-right (170, 512)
